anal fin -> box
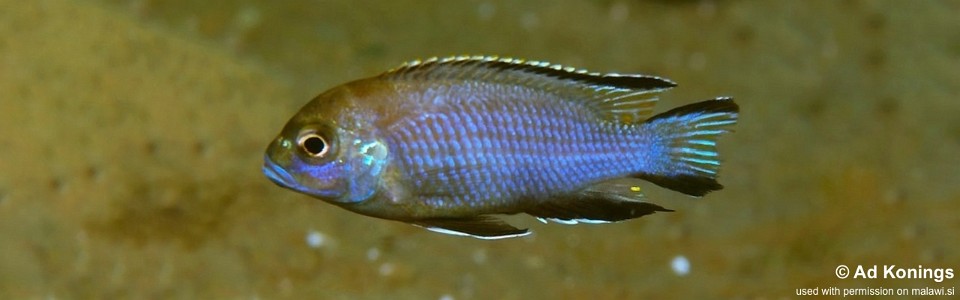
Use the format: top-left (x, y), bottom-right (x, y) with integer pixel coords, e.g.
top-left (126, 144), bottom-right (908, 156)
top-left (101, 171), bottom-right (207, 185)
top-left (526, 178), bottom-right (673, 224)
top-left (411, 216), bottom-right (530, 239)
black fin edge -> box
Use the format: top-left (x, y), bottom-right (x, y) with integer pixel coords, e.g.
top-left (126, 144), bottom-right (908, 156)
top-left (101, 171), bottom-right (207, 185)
top-left (526, 199), bottom-right (673, 223)
top-left (637, 174), bottom-right (724, 197)
top-left (498, 60), bottom-right (678, 90)
top-left (639, 97), bottom-right (738, 196)
top-left (411, 216), bottom-right (529, 239)
top-left (646, 96), bottom-right (738, 123)
top-left (388, 56), bottom-right (678, 90)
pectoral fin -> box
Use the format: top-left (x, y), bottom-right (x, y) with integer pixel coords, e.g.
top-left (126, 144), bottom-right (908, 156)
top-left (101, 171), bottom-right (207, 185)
top-left (411, 216), bottom-right (530, 239)
top-left (526, 178), bottom-right (673, 224)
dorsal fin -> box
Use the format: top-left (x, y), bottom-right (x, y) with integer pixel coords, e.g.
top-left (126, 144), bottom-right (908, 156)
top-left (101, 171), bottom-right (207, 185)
top-left (379, 55), bottom-right (677, 123)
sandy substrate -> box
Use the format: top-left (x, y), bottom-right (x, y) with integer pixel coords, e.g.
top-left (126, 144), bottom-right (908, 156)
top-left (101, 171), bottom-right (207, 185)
top-left (1, 0), bottom-right (958, 298)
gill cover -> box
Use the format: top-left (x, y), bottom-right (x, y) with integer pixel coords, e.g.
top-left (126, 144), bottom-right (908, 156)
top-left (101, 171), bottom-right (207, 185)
top-left (339, 133), bottom-right (389, 203)
top-left (264, 120), bottom-right (388, 204)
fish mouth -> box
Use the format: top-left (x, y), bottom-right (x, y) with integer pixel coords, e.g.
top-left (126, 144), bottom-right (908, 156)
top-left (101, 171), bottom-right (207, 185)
top-left (263, 156), bottom-right (297, 189)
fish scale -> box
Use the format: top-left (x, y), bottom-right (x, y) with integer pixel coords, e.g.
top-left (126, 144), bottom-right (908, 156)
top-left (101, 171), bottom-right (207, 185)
top-left (387, 92), bottom-right (647, 210)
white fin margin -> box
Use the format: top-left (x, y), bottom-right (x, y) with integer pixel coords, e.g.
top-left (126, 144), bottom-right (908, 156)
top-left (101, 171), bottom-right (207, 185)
top-left (536, 217), bottom-right (613, 225)
top-left (419, 226), bottom-right (531, 240)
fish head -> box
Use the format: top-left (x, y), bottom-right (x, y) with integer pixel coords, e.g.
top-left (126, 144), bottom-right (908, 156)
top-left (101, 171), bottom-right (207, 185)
top-left (263, 86), bottom-right (389, 204)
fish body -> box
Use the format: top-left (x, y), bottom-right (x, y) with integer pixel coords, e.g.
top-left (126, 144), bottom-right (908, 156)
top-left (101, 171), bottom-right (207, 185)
top-left (263, 56), bottom-right (739, 239)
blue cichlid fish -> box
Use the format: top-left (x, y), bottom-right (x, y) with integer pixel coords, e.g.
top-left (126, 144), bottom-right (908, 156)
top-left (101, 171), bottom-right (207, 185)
top-left (263, 56), bottom-right (739, 239)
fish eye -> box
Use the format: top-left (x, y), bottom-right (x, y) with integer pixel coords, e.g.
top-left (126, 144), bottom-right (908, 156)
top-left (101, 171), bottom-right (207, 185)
top-left (297, 132), bottom-right (329, 157)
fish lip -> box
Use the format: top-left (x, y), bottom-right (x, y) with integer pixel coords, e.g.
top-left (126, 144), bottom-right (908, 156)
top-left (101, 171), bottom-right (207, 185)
top-left (262, 155), bottom-right (346, 200)
top-left (262, 155), bottom-right (296, 189)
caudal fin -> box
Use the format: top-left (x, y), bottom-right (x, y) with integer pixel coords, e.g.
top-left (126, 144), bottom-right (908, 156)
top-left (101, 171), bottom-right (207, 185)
top-left (638, 97), bottom-right (739, 196)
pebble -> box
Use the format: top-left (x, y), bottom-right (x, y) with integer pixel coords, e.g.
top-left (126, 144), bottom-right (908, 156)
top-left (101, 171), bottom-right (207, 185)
top-left (671, 255), bottom-right (690, 276)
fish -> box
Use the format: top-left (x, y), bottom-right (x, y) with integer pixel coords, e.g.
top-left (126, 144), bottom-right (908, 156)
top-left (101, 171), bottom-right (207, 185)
top-left (263, 55), bottom-right (739, 239)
